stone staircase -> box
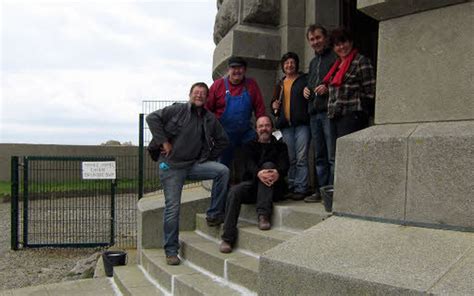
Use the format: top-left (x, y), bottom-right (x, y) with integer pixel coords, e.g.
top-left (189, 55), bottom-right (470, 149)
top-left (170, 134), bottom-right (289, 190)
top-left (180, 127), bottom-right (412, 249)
top-left (114, 193), bottom-right (330, 295)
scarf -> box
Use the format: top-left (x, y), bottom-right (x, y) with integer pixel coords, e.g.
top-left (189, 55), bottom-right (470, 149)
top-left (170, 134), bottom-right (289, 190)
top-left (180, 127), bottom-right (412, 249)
top-left (323, 48), bottom-right (358, 87)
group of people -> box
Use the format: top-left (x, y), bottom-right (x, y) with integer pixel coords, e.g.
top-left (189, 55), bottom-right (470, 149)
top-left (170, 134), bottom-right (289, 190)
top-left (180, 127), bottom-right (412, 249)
top-left (146, 25), bottom-right (375, 265)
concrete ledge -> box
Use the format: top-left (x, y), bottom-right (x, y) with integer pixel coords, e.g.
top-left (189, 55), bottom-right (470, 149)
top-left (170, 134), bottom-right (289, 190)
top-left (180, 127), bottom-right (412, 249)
top-left (358, 0), bottom-right (469, 21)
top-left (137, 186), bottom-right (210, 251)
top-left (259, 216), bottom-right (474, 295)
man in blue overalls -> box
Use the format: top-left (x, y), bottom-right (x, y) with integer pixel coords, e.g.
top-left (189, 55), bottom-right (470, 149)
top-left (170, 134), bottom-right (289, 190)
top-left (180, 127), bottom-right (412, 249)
top-left (206, 56), bottom-right (266, 170)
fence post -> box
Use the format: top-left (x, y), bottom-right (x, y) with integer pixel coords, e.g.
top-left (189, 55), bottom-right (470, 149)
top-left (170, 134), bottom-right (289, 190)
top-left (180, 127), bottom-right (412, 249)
top-left (138, 113), bottom-right (144, 199)
top-left (22, 157), bottom-right (29, 247)
top-left (110, 179), bottom-right (116, 246)
top-left (11, 157), bottom-right (19, 250)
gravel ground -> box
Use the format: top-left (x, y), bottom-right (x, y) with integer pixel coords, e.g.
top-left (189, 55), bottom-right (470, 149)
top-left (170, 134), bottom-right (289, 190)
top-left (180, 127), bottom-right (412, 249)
top-left (0, 201), bottom-right (101, 291)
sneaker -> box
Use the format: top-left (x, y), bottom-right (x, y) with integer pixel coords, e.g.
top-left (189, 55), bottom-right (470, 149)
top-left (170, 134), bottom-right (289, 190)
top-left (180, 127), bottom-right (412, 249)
top-left (206, 216), bottom-right (224, 227)
top-left (304, 192), bottom-right (322, 203)
top-left (166, 255), bottom-right (180, 266)
top-left (258, 215), bottom-right (271, 230)
top-left (289, 192), bottom-right (306, 201)
top-left (219, 241), bottom-right (233, 253)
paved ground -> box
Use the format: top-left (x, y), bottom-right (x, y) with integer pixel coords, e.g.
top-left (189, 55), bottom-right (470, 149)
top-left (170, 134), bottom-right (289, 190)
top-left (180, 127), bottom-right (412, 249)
top-left (0, 278), bottom-right (117, 296)
top-left (0, 201), bottom-right (100, 291)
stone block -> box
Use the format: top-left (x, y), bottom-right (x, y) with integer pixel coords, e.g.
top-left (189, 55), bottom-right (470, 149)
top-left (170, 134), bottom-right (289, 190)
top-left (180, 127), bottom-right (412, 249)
top-left (212, 25), bottom-right (281, 80)
top-left (406, 121), bottom-right (474, 229)
top-left (137, 187), bottom-right (210, 250)
top-left (375, 2), bottom-right (474, 124)
top-left (278, 25), bottom-right (307, 63)
top-left (259, 216), bottom-right (474, 295)
top-left (333, 124), bottom-right (417, 220)
top-left (280, 0), bottom-right (305, 27)
top-left (213, 0), bottom-right (238, 44)
top-left (242, 0), bottom-right (280, 26)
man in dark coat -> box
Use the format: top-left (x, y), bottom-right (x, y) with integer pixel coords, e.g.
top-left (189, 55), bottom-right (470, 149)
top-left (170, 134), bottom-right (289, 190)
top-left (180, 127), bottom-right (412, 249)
top-left (146, 82), bottom-right (229, 265)
top-left (219, 116), bottom-right (290, 253)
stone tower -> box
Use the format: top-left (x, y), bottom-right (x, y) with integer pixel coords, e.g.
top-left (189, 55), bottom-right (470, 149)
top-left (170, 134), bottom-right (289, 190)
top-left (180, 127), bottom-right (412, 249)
top-left (212, 0), bottom-right (473, 294)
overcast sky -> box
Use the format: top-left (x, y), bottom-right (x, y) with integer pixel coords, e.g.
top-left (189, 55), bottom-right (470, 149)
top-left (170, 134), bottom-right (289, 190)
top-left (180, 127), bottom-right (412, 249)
top-left (0, 0), bottom-right (216, 145)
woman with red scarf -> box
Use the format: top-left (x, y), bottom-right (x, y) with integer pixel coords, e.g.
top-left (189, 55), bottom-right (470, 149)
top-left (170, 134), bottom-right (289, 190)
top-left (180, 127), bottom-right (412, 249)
top-left (323, 28), bottom-right (376, 139)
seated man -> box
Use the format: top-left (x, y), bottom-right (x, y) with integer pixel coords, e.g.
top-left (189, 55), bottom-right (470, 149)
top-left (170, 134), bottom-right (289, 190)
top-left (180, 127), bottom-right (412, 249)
top-left (219, 116), bottom-right (289, 253)
top-left (146, 82), bottom-right (230, 265)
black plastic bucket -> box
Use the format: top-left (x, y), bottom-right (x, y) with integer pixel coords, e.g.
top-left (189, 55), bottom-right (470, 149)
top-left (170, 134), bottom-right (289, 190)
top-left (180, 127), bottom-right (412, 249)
top-left (320, 185), bottom-right (334, 213)
top-left (102, 250), bottom-right (127, 277)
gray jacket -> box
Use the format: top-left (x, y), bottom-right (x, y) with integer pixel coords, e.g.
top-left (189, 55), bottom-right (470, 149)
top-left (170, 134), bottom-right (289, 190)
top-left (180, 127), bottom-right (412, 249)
top-left (146, 102), bottom-right (229, 168)
top-left (307, 47), bottom-right (337, 115)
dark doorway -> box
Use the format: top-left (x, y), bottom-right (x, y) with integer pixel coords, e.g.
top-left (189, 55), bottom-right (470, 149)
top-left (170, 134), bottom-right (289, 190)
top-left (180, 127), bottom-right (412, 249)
top-left (340, 0), bottom-right (379, 69)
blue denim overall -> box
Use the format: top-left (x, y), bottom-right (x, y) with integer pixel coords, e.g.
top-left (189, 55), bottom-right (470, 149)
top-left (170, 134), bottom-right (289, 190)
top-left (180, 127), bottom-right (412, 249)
top-left (219, 78), bottom-right (256, 167)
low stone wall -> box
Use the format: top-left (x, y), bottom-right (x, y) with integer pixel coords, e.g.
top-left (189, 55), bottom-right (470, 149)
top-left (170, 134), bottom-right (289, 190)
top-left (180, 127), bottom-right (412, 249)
top-left (0, 143), bottom-right (157, 182)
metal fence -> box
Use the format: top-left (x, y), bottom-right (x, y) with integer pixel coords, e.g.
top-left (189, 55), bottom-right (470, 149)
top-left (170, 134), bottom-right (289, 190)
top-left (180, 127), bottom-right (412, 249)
top-left (10, 100), bottom-right (194, 250)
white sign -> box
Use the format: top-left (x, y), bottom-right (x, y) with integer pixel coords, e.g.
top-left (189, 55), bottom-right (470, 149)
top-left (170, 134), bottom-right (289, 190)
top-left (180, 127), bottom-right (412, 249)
top-left (82, 161), bottom-right (116, 180)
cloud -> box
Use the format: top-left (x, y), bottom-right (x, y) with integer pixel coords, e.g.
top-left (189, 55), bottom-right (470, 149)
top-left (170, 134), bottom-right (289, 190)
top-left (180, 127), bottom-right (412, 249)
top-left (1, 1), bottom-right (217, 145)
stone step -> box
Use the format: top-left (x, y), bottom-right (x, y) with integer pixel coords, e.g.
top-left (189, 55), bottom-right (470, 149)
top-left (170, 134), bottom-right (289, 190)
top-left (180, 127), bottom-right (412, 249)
top-left (239, 199), bottom-right (330, 231)
top-left (140, 248), bottom-right (198, 293)
top-left (194, 213), bottom-right (298, 254)
top-left (174, 273), bottom-right (242, 296)
top-left (113, 265), bottom-right (164, 296)
top-left (179, 231), bottom-right (259, 292)
top-left (259, 216), bottom-right (474, 295)
top-left (236, 224), bottom-right (297, 254)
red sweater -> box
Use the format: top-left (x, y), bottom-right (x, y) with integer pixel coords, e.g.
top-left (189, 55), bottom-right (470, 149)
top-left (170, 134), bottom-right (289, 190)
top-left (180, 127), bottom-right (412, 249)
top-left (206, 77), bottom-right (266, 119)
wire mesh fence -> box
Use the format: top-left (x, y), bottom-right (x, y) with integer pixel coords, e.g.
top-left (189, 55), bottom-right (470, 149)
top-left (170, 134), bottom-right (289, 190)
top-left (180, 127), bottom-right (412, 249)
top-left (10, 100), bottom-right (199, 250)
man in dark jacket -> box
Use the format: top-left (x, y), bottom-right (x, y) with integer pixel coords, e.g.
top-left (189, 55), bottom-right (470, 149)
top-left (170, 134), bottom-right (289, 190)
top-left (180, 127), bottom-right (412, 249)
top-left (219, 116), bottom-right (289, 253)
top-left (146, 82), bottom-right (229, 265)
top-left (303, 24), bottom-right (337, 202)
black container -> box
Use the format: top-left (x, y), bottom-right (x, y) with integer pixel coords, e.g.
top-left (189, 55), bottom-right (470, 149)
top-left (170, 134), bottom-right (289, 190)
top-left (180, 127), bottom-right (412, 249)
top-left (102, 250), bottom-right (127, 277)
top-left (320, 185), bottom-right (334, 213)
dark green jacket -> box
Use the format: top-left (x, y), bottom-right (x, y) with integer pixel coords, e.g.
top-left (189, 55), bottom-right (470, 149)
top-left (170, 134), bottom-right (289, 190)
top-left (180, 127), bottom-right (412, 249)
top-left (307, 47), bottom-right (337, 114)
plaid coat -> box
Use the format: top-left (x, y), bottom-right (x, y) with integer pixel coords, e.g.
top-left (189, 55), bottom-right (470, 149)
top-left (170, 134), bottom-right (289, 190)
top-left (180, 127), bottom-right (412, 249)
top-left (327, 53), bottom-right (375, 119)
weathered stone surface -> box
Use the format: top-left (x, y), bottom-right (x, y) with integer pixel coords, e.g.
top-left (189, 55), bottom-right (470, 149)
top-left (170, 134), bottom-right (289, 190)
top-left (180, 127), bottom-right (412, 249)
top-left (333, 124), bottom-right (417, 220)
top-left (242, 0), bottom-right (280, 26)
top-left (213, 0), bottom-right (238, 44)
top-left (429, 247), bottom-right (474, 295)
top-left (375, 2), bottom-right (474, 124)
top-left (213, 25), bottom-right (280, 76)
top-left (406, 121), bottom-right (474, 229)
top-left (260, 216), bottom-right (474, 295)
top-left (358, 0), bottom-right (469, 20)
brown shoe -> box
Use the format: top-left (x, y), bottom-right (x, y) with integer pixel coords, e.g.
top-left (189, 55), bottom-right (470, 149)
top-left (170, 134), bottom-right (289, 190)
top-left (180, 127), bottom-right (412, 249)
top-left (166, 255), bottom-right (180, 265)
top-left (219, 241), bottom-right (233, 253)
top-left (304, 192), bottom-right (322, 203)
top-left (258, 215), bottom-right (271, 231)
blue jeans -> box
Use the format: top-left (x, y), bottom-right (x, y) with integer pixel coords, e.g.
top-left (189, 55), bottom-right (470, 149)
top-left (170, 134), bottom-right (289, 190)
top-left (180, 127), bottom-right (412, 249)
top-left (281, 125), bottom-right (310, 193)
top-left (310, 113), bottom-right (335, 189)
top-left (158, 161), bottom-right (229, 256)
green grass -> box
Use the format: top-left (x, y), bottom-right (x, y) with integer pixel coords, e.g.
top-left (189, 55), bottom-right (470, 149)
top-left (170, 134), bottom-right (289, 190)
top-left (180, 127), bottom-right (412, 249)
top-left (0, 179), bottom-right (162, 201)
top-left (0, 181), bottom-right (10, 197)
